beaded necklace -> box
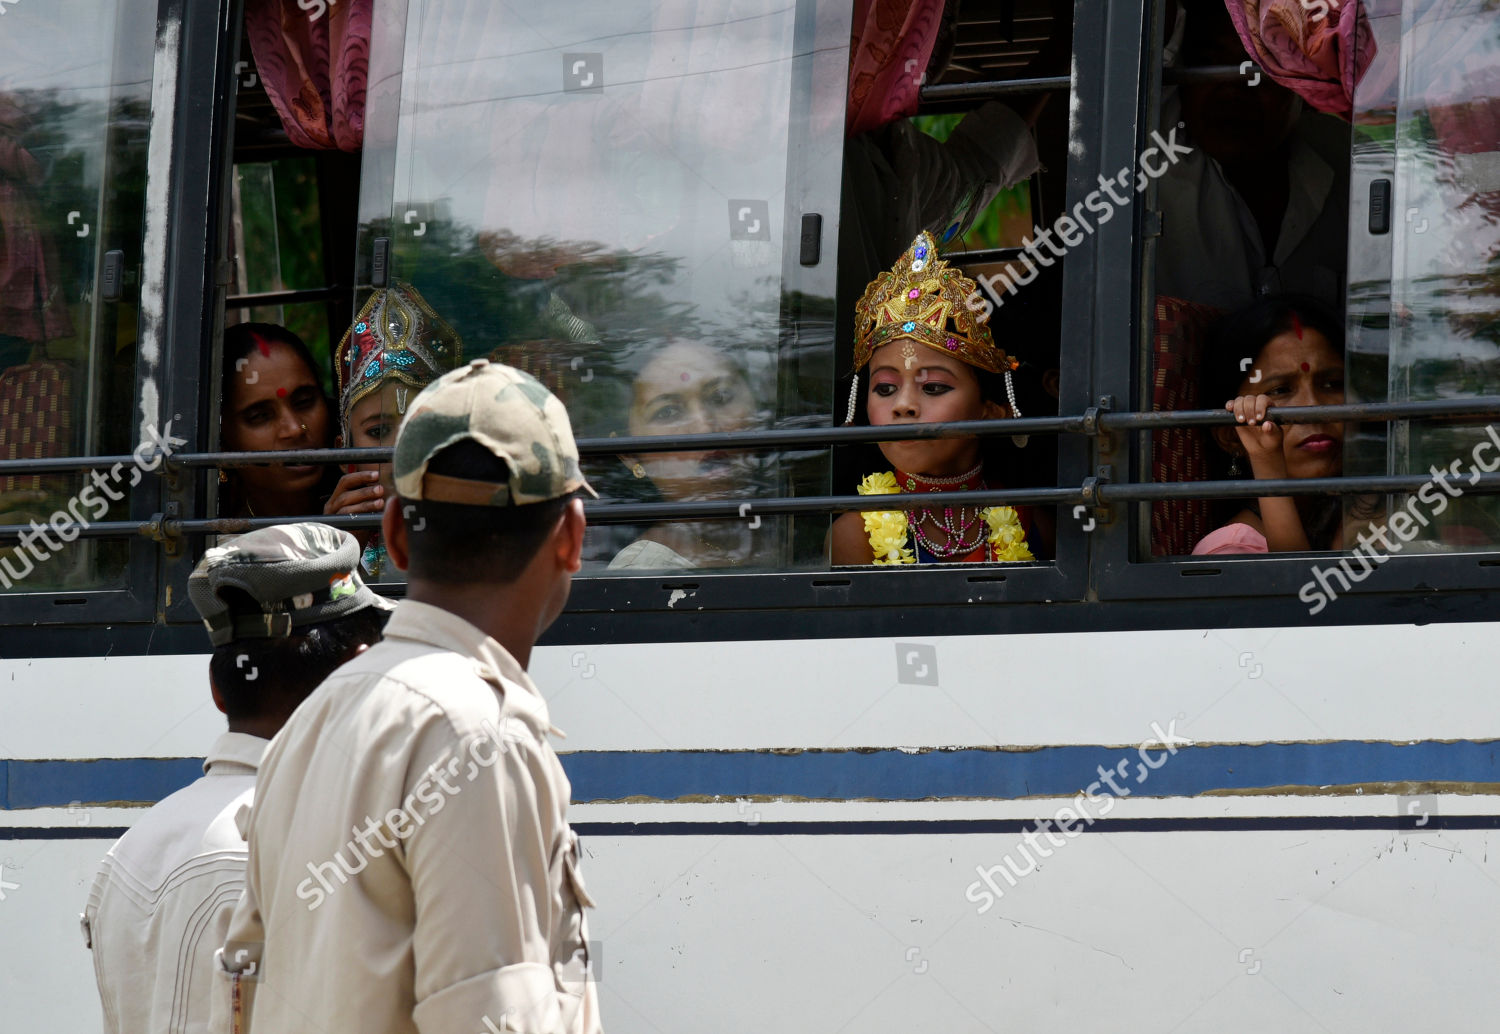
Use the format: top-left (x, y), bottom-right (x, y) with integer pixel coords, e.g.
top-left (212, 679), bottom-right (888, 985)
top-left (856, 469), bottom-right (1034, 565)
top-left (895, 465), bottom-right (990, 559)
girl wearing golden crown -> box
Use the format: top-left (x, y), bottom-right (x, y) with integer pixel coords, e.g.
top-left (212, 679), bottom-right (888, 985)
top-left (831, 232), bottom-right (1041, 566)
top-left (323, 281), bottom-right (462, 578)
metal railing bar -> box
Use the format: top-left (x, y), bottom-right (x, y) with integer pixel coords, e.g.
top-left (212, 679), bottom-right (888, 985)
top-left (1164, 63), bottom-right (1263, 84)
top-left (1099, 472), bottom-right (1500, 503)
top-left (918, 75), bottom-right (1071, 102)
top-left (4, 398), bottom-right (1499, 476)
top-left (8, 472), bottom-right (1500, 542)
top-left (1098, 398), bottom-right (1500, 430)
top-left (225, 286), bottom-right (344, 310)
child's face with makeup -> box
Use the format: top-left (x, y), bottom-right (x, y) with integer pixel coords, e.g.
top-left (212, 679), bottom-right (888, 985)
top-left (865, 341), bottom-right (1004, 476)
top-left (345, 382), bottom-right (411, 491)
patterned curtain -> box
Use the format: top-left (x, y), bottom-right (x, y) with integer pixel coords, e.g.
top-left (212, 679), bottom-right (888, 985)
top-left (245, 0), bottom-right (371, 151)
top-left (1222, 0), bottom-right (1378, 121)
top-left (846, 0), bottom-right (948, 138)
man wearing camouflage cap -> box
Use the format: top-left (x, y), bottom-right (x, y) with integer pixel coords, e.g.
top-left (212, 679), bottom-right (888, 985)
top-left (221, 360), bottom-right (602, 1034)
top-left (82, 524), bottom-right (392, 1034)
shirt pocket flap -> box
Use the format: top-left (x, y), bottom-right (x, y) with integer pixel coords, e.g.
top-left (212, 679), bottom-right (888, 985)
top-left (563, 839), bottom-right (597, 910)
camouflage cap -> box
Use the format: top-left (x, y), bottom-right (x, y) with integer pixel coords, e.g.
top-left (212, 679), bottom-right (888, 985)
top-left (188, 523), bottom-right (395, 647)
top-left (392, 358), bottom-right (597, 506)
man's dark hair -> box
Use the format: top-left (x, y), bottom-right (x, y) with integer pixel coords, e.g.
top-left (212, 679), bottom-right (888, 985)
top-left (399, 439), bottom-right (571, 585)
top-left (208, 588), bottom-right (390, 720)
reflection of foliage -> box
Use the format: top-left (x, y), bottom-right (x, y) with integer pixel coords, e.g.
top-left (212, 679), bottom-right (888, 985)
top-left (236, 158), bottom-right (330, 386)
top-left (375, 216), bottom-right (836, 568)
top-left (7, 89), bottom-right (149, 472)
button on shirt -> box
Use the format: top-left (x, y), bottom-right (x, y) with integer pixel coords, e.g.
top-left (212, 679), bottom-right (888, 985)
top-left (83, 731), bottom-right (267, 1034)
top-left (220, 600), bottom-right (601, 1034)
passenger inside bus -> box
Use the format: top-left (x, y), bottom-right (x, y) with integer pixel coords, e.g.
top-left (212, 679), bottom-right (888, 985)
top-left (324, 281), bottom-right (463, 580)
top-left (831, 231), bottom-right (1049, 565)
top-left (607, 339), bottom-right (766, 571)
top-left (1147, 0), bottom-right (1357, 555)
top-left (1194, 294), bottom-right (1356, 554)
top-left (1155, 0), bottom-right (1351, 311)
top-left (218, 323), bottom-right (338, 519)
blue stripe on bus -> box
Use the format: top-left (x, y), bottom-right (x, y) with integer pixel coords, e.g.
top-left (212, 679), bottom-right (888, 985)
top-left (2, 740), bottom-right (1498, 809)
top-left (4, 757), bottom-right (204, 810)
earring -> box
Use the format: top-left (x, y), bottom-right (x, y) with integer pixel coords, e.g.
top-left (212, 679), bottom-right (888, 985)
top-left (1228, 455), bottom-right (1243, 477)
top-left (1005, 367), bottom-right (1028, 448)
top-left (218, 469), bottom-right (228, 484)
top-left (632, 463), bottom-right (646, 479)
top-left (844, 373), bottom-right (860, 426)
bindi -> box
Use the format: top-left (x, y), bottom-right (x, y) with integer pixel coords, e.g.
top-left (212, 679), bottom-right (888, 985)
top-left (276, 387), bottom-right (288, 398)
top-left (1300, 362), bottom-right (1310, 372)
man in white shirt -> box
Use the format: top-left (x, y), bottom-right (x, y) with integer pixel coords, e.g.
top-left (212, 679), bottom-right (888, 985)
top-left (81, 523), bottom-right (392, 1034)
top-left (1156, 0), bottom-right (1350, 311)
top-left (219, 360), bottom-right (603, 1033)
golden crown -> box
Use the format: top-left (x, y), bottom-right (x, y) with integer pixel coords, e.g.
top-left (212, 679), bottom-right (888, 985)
top-left (852, 231), bottom-right (1014, 375)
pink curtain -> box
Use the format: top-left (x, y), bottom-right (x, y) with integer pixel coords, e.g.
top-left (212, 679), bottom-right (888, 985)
top-left (1223, 0), bottom-right (1378, 121)
top-left (846, 0), bottom-right (947, 138)
top-left (0, 97), bottom-right (72, 345)
top-left (245, 0), bottom-right (371, 151)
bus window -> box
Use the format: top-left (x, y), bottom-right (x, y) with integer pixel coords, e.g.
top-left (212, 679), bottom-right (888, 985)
top-left (1345, 0), bottom-right (1500, 554)
top-left (0, 0), bottom-right (156, 593)
top-left (834, 1), bottom-right (1073, 566)
top-left (1144, 0), bottom-right (1354, 557)
top-left (218, 24), bottom-right (364, 524)
top-left (350, 0), bottom-right (849, 575)
top-left (227, 158), bottom-right (334, 393)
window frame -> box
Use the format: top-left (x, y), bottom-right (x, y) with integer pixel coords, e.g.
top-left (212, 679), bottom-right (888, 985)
top-left (0, 0), bottom-right (231, 625)
top-left (1085, 0), bottom-right (1500, 606)
top-left (16, 0), bottom-right (1500, 640)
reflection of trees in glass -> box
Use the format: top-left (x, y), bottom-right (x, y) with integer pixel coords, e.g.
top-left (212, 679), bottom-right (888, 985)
top-left (0, 88), bottom-right (149, 590)
top-left (237, 157), bottom-right (329, 382)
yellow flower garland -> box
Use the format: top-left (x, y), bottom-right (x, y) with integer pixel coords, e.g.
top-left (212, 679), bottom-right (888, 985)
top-left (856, 472), bottom-right (914, 564)
top-left (856, 471), bottom-right (1034, 564)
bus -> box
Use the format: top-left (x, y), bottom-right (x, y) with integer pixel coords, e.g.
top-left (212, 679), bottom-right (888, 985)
top-left (3, 0), bottom-right (1499, 1029)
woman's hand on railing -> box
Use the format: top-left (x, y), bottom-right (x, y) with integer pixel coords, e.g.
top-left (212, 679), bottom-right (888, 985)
top-left (1228, 393), bottom-right (1288, 480)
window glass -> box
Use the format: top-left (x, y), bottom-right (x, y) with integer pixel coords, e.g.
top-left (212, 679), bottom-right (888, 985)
top-left (832, 2), bottom-right (1072, 567)
top-left (0, 0), bottom-right (156, 592)
top-left (355, 0), bottom-right (849, 573)
top-left (228, 158), bottom-right (333, 391)
top-left (1346, 0), bottom-right (1500, 552)
top-left (1144, 1), bottom-right (1353, 558)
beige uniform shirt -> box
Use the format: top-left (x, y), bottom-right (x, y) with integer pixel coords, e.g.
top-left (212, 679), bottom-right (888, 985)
top-left (218, 600), bottom-right (601, 1034)
top-left (83, 732), bottom-right (266, 1034)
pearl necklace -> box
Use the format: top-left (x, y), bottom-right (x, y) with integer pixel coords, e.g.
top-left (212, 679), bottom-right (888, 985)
top-left (897, 464), bottom-right (989, 559)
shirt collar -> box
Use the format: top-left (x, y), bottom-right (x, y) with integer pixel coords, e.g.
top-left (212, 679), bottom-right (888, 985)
top-left (203, 731), bottom-right (269, 777)
top-left (383, 599), bottom-right (555, 735)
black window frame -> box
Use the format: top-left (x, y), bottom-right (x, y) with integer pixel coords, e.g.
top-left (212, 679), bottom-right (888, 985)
top-left (0, 0), bottom-right (232, 628)
top-left (8, 0), bottom-right (1500, 644)
top-left (1091, 0), bottom-right (1500, 606)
